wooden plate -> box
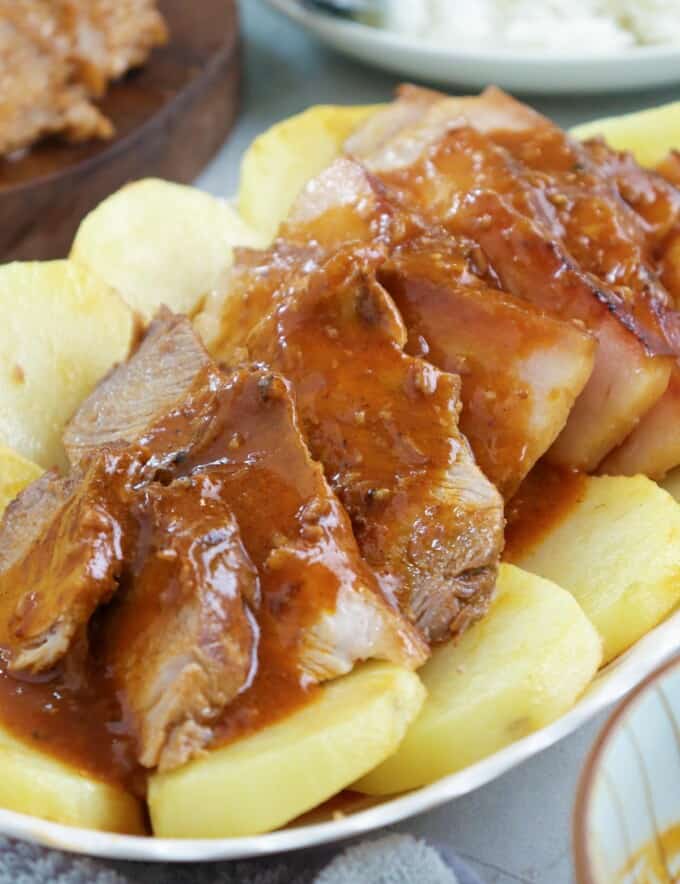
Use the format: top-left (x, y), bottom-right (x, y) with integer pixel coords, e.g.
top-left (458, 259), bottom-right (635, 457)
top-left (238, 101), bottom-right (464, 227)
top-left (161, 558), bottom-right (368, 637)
top-left (0, 0), bottom-right (240, 263)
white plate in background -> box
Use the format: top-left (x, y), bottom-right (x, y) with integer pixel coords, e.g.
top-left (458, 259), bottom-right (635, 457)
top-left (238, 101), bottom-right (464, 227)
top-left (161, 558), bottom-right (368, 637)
top-left (267, 0), bottom-right (680, 94)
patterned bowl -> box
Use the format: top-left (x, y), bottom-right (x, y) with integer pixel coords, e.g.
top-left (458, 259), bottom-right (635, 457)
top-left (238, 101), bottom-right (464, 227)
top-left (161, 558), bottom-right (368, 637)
top-left (574, 655), bottom-right (680, 883)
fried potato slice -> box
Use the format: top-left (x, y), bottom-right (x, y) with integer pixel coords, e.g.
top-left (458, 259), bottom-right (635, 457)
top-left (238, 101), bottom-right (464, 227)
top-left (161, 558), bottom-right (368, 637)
top-left (71, 179), bottom-right (266, 322)
top-left (507, 475), bottom-right (680, 663)
top-left (354, 564), bottom-right (600, 795)
top-left (570, 102), bottom-right (680, 167)
top-left (238, 105), bottom-right (380, 242)
top-left (0, 261), bottom-right (134, 469)
top-left (0, 446), bottom-right (42, 514)
top-left (148, 663), bottom-right (425, 837)
top-left (0, 723), bottom-right (144, 833)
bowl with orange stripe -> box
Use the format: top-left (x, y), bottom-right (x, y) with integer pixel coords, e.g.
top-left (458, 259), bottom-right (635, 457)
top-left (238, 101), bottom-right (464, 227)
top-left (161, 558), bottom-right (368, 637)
top-left (574, 655), bottom-right (680, 884)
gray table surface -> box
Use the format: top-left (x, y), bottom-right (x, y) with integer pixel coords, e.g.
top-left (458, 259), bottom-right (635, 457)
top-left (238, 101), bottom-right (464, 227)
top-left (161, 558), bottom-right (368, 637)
top-left (195, 4), bottom-right (680, 880)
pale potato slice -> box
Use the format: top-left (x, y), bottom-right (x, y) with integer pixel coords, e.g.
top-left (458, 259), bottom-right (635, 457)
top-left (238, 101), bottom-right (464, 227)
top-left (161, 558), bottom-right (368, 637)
top-left (0, 722), bottom-right (143, 833)
top-left (238, 105), bottom-right (380, 242)
top-left (0, 446), bottom-right (42, 515)
top-left (354, 564), bottom-right (600, 796)
top-left (148, 663), bottom-right (425, 838)
top-left (71, 178), bottom-right (267, 322)
top-left (570, 102), bottom-right (680, 167)
top-left (508, 475), bottom-right (680, 663)
top-left (0, 261), bottom-right (134, 469)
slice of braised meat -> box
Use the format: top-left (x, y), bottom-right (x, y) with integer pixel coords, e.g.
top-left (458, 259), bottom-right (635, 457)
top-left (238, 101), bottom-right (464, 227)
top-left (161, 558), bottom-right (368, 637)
top-left (64, 307), bottom-right (213, 470)
top-left (441, 87), bottom-right (680, 482)
top-left (176, 366), bottom-right (427, 678)
top-left (102, 473), bottom-right (259, 771)
top-left (219, 246), bottom-right (505, 643)
top-left (67, 313), bottom-right (426, 678)
top-left (273, 158), bottom-right (596, 498)
top-left (0, 449), bottom-right (138, 673)
top-left (347, 88), bottom-right (674, 472)
top-left (576, 139), bottom-right (680, 479)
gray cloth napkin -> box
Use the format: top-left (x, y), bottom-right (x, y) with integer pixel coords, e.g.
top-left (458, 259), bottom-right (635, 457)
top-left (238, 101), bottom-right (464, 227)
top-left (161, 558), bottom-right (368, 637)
top-left (0, 834), bottom-right (484, 884)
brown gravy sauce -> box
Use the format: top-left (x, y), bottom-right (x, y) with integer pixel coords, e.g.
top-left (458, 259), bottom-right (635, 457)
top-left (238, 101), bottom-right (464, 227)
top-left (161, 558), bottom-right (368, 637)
top-left (504, 461), bottom-right (587, 561)
top-left (0, 652), bottom-right (140, 793)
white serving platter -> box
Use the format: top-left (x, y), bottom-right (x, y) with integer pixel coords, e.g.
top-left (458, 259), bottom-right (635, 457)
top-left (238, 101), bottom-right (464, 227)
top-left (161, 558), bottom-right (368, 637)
top-left (4, 605), bottom-right (679, 861)
top-left (267, 0), bottom-right (680, 95)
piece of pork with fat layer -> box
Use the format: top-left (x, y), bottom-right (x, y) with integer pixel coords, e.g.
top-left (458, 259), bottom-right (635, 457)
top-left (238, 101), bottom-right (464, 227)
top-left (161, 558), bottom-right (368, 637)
top-left (277, 158), bottom-right (596, 499)
top-left (347, 87), bottom-right (674, 473)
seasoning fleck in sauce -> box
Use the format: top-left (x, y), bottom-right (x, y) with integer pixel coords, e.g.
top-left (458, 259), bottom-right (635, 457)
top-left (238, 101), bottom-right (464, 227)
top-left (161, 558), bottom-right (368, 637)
top-left (616, 822), bottom-right (680, 883)
top-left (504, 461), bottom-right (587, 561)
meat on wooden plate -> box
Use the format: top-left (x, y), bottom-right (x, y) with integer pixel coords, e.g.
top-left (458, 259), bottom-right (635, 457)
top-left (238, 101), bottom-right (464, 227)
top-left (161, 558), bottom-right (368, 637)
top-left (0, 0), bottom-right (167, 156)
top-left (347, 87), bottom-right (675, 473)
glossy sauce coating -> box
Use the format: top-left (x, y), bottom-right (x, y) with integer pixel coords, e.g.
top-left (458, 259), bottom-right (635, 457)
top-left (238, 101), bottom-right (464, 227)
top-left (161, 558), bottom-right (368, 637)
top-left (503, 461), bottom-right (587, 561)
top-left (242, 245), bottom-right (504, 642)
top-left (0, 651), bottom-right (140, 791)
top-left (493, 127), bottom-right (674, 357)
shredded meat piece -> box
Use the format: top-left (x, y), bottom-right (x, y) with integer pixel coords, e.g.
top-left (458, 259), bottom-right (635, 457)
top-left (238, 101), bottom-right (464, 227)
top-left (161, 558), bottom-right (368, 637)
top-left (0, 0), bottom-right (167, 156)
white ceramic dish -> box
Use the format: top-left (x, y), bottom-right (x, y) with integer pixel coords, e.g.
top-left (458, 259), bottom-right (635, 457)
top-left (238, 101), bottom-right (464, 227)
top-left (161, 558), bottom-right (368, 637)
top-left (574, 653), bottom-right (680, 883)
top-left (267, 0), bottom-right (680, 94)
top-left (4, 605), bottom-right (679, 861)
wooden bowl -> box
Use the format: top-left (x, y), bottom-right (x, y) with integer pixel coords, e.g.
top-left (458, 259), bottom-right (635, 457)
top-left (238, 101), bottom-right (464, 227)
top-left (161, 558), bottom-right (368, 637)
top-left (0, 0), bottom-right (240, 263)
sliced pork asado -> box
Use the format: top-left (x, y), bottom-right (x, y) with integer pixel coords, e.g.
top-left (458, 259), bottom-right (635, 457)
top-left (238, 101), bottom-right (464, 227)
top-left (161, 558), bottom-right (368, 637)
top-left (271, 158), bottom-right (596, 498)
top-left (571, 138), bottom-right (680, 479)
top-left (209, 241), bottom-right (505, 643)
top-left (170, 366), bottom-right (427, 681)
top-left (0, 449), bottom-right (138, 673)
top-left (431, 86), bottom-right (680, 482)
top-left (64, 306), bottom-right (214, 471)
top-left (102, 473), bottom-right (260, 771)
top-left (69, 309), bottom-right (424, 675)
top-left (347, 87), bottom-right (674, 472)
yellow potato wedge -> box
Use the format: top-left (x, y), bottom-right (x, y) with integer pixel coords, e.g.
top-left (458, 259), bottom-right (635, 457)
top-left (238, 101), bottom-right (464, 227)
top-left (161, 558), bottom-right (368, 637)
top-left (0, 260), bottom-right (134, 469)
top-left (570, 101), bottom-right (680, 167)
top-left (71, 178), bottom-right (267, 323)
top-left (507, 475), bottom-right (680, 663)
top-left (353, 565), bottom-right (600, 795)
top-left (149, 662), bottom-right (424, 838)
top-left (238, 104), bottom-right (380, 242)
top-left (0, 723), bottom-right (144, 833)
top-left (0, 446), bottom-right (42, 515)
